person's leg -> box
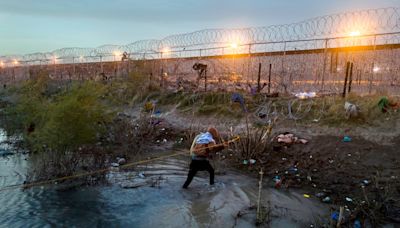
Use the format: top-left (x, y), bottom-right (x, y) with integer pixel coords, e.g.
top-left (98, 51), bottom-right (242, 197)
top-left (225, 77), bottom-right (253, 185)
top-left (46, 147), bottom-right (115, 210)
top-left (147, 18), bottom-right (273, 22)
top-left (182, 161), bottom-right (198, 188)
top-left (205, 161), bottom-right (215, 185)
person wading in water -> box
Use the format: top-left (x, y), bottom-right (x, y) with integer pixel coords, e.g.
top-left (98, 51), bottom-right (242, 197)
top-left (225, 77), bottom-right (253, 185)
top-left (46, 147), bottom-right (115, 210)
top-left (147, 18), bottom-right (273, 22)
top-left (182, 127), bottom-right (227, 189)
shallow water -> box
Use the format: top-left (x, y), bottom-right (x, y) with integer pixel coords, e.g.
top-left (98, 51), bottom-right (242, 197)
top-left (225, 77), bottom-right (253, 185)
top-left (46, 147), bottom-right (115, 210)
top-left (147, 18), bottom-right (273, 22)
top-left (0, 130), bottom-right (330, 227)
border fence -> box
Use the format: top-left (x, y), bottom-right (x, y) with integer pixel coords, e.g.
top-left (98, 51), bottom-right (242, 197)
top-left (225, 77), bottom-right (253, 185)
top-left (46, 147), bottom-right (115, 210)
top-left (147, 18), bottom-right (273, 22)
top-left (1, 7), bottom-right (400, 95)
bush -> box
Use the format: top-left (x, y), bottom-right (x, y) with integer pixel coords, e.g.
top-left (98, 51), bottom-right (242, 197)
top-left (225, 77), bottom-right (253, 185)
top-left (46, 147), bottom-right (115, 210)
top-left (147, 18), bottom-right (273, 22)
top-left (4, 80), bottom-right (114, 180)
top-left (29, 82), bottom-right (113, 152)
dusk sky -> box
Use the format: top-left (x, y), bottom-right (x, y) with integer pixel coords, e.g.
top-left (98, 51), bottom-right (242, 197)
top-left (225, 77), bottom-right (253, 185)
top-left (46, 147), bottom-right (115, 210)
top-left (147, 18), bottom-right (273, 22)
top-left (1, 0), bottom-right (398, 55)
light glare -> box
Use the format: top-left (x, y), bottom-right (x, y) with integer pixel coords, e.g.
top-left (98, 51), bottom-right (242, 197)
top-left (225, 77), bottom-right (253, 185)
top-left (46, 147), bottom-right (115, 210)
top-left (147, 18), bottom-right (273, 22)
top-left (349, 31), bottom-right (361, 37)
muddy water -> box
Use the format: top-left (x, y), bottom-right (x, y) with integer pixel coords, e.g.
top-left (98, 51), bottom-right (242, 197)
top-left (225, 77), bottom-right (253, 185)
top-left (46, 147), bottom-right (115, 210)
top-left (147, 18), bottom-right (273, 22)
top-left (0, 132), bottom-right (329, 227)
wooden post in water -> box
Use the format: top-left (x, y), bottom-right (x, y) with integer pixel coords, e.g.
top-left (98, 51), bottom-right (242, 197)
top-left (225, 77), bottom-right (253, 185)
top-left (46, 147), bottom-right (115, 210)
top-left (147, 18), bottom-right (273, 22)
top-left (257, 63), bottom-right (262, 93)
top-left (268, 63), bottom-right (272, 94)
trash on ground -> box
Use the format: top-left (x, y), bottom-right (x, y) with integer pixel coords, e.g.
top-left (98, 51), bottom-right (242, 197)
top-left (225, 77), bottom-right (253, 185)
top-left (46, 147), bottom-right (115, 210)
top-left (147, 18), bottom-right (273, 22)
top-left (345, 197), bottom-right (353, 202)
top-left (303, 194), bottom-right (311, 198)
top-left (378, 96), bottom-right (399, 113)
top-left (288, 167), bottom-right (298, 174)
top-left (144, 102), bottom-right (155, 112)
top-left (273, 176), bottom-right (282, 188)
top-left (343, 136), bottom-right (352, 142)
top-left (249, 159), bottom-right (256, 164)
top-left (353, 220), bottom-right (361, 228)
top-left (295, 92), bottom-right (316, 99)
top-left (344, 101), bottom-right (360, 118)
top-left (231, 93), bottom-right (247, 112)
top-left (117, 158), bottom-right (126, 165)
top-left (322, 196), bottom-right (331, 203)
top-left (138, 172), bottom-right (145, 179)
top-left (331, 211), bottom-right (339, 221)
top-left (276, 132), bottom-right (308, 144)
top-left (316, 192), bottom-right (325, 198)
top-left (111, 162), bottom-right (119, 167)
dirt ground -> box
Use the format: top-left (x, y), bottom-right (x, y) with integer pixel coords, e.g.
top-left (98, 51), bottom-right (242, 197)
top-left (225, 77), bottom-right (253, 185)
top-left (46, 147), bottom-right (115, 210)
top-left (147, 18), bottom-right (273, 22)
top-left (115, 96), bottom-right (400, 226)
top-left (141, 105), bottom-right (400, 226)
top-left (261, 135), bottom-right (400, 221)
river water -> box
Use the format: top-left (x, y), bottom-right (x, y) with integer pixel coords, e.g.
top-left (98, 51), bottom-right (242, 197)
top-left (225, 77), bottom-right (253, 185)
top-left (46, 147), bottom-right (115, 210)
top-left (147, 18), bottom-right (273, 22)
top-left (0, 129), bottom-right (330, 227)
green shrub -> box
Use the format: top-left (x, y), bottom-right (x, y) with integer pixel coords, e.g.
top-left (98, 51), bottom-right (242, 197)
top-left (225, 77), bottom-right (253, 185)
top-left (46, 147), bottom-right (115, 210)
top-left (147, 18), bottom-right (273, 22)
top-left (29, 82), bottom-right (113, 152)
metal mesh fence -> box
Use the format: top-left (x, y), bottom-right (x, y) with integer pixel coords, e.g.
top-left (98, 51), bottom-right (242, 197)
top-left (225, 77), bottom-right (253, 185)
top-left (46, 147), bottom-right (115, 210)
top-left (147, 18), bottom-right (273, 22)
top-left (0, 7), bottom-right (399, 95)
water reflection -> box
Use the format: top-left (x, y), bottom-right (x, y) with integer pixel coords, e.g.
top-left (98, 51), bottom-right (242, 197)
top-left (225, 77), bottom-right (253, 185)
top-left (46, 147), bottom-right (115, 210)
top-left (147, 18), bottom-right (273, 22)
top-left (0, 128), bottom-right (329, 227)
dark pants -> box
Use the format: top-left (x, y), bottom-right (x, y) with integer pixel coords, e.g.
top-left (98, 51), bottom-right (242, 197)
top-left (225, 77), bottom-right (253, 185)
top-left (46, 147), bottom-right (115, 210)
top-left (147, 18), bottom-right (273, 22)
top-left (182, 159), bottom-right (214, 188)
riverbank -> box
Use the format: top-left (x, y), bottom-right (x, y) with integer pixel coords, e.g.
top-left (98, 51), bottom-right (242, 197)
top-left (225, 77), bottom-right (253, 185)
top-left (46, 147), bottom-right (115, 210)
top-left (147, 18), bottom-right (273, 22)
top-left (1, 76), bottom-right (399, 226)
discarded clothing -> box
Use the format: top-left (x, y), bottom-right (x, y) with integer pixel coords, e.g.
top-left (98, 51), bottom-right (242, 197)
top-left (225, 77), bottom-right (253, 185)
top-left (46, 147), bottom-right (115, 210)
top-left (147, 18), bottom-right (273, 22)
top-left (231, 93), bottom-right (247, 112)
top-left (276, 133), bottom-right (308, 144)
top-left (378, 96), bottom-right (398, 113)
top-left (344, 101), bottom-right (360, 118)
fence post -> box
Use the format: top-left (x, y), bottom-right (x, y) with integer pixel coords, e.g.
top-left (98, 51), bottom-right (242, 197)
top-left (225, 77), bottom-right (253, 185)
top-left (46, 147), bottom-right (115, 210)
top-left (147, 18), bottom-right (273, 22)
top-left (321, 38), bottom-right (328, 91)
top-left (100, 55), bottom-right (103, 73)
top-left (343, 61), bottom-right (351, 98)
top-left (268, 63), bottom-right (272, 94)
top-left (257, 63), bottom-right (262, 92)
top-left (248, 44), bottom-right (252, 82)
top-left (204, 69), bottom-right (207, 92)
top-left (348, 62), bottom-right (354, 93)
top-left (281, 42), bottom-right (287, 93)
top-left (369, 35), bottom-right (377, 94)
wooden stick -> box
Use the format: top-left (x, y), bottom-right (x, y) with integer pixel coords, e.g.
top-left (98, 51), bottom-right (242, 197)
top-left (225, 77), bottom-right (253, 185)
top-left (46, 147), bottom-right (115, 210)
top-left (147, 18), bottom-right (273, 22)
top-left (256, 168), bottom-right (264, 224)
top-left (337, 206), bottom-right (344, 228)
top-left (191, 136), bottom-right (240, 153)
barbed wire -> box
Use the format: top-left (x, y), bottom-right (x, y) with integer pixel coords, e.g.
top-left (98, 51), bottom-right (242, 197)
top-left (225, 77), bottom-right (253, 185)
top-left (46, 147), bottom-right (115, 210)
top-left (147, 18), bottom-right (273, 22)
top-left (0, 7), bottom-right (399, 65)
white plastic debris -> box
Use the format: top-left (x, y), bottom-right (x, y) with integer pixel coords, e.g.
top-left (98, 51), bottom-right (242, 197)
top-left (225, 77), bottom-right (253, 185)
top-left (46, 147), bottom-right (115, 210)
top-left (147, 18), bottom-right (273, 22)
top-left (117, 158), bottom-right (126, 165)
top-left (138, 172), bottom-right (145, 178)
top-left (295, 92), bottom-right (316, 99)
top-left (111, 162), bottom-right (119, 167)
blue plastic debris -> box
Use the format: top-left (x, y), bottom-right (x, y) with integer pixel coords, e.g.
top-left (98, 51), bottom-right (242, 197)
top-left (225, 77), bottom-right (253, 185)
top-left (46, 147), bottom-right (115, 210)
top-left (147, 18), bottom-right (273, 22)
top-left (343, 136), bottom-right (352, 142)
top-left (353, 220), bottom-right (361, 228)
top-left (331, 211), bottom-right (339, 221)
